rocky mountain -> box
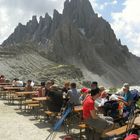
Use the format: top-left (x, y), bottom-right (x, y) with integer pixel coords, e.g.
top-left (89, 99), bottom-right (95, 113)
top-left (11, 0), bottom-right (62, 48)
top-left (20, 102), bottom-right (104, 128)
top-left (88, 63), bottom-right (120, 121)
top-left (1, 0), bottom-right (140, 87)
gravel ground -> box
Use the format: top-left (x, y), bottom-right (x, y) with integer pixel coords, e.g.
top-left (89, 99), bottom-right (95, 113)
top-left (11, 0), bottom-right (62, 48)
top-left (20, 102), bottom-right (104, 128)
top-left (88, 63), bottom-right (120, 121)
top-left (0, 100), bottom-right (67, 140)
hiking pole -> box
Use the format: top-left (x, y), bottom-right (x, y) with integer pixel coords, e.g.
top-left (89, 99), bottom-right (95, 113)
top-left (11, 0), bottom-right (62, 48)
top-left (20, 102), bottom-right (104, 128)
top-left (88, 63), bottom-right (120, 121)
top-left (45, 105), bottom-right (72, 140)
top-left (45, 131), bottom-right (54, 140)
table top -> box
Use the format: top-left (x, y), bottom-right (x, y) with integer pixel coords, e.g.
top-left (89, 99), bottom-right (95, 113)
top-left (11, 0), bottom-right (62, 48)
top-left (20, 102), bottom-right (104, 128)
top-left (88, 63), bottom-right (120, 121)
top-left (0, 85), bottom-right (12, 88)
top-left (16, 91), bottom-right (36, 96)
top-left (32, 97), bottom-right (48, 101)
top-left (0, 83), bottom-right (11, 85)
top-left (3, 86), bottom-right (24, 90)
top-left (74, 105), bottom-right (83, 112)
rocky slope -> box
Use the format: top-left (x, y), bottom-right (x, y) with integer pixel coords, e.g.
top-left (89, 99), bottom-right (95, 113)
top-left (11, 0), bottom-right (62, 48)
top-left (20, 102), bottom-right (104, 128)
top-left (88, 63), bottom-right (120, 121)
top-left (0, 44), bottom-right (83, 84)
top-left (1, 0), bottom-right (140, 87)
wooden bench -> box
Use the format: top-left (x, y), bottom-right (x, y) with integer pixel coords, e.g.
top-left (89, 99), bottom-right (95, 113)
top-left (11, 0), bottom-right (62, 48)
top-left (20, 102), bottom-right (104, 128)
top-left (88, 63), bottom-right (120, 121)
top-left (78, 122), bottom-right (132, 140)
top-left (104, 125), bottom-right (127, 137)
top-left (23, 100), bottom-right (39, 111)
top-left (27, 103), bottom-right (40, 108)
top-left (44, 110), bottom-right (60, 123)
top-left (102, 112), bottom-right (136, 139)
top-left (44, 111), bottom-right (60, 118)
top-left (44, 110), bottom-right (54, 116)
top-left (78, 123), bottom-right (89, 140)
top-left (27, 103), bottom-right (40, 118)
top-left (24, 100), bottom-right (39, 104)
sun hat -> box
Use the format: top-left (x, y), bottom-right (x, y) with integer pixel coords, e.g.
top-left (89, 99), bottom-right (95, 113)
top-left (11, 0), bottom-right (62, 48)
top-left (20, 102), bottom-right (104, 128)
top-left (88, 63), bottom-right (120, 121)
top-left (122, 83), bottom-right (130, 90)
top-left (123, 83), bottom-right (129, 88)
top-left (100, 91), bottom-right (108, 98)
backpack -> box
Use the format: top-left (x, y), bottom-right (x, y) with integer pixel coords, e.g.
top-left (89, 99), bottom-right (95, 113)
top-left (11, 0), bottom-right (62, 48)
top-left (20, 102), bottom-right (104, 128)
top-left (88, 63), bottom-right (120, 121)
top-left (103, 100), bottom-right (119, 119)
top-left (130, 89), bottom-right (140, 103)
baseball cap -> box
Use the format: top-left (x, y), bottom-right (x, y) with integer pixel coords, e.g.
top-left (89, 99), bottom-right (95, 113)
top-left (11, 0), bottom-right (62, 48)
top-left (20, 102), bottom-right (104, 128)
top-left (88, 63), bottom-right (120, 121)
top-left (81, 87), bottom-right (89, 93)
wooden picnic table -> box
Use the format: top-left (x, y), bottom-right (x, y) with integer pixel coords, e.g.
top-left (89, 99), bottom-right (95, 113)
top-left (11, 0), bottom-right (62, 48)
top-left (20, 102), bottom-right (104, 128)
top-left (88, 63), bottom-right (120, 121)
top-left (0, 85), bottom-right (12, 88)
top-left (15, 91), bottom-right (36, 96)
top-left (32, 97), bottom-right (48, 117)
top-left (15, 91), bottom-right (36, 110)
top-left (32, 97), bottom-right (48, 101)
top-left (2, 86), bottom-right (24, 102)
top-left (0, 83), bottom-right (11, 85)
top-left (3, 86), bottom-right (24, 90)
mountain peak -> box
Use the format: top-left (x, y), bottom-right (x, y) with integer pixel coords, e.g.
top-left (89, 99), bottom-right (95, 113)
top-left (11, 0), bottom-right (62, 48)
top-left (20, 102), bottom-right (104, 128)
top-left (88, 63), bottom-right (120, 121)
top-left (32, 15), bottom-right (37, 22)
top-left (62, 0), bottom-right (97, 32)
top-left (63, 0), bottom-right (95, 17)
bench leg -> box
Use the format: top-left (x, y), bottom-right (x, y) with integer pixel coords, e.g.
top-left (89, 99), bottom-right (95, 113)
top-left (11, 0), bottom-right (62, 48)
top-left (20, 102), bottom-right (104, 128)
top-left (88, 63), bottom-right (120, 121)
top-left (85, 128), bottom-right (94, 140)
top-left (79, 128), bottom-right (82, 140)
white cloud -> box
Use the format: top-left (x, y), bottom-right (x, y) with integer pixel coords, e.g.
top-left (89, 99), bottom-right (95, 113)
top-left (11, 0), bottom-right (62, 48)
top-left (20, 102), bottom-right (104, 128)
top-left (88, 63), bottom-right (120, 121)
top-left (0, 0), bottom-right (99, 44)
top-left (111, 0), bottom-right (140, 56)
top-left (0, 0), bottom-right (65, 44)
top-left (90, 0), bottom-right (117, 11)
top-left (112, 0), bottom-right (117, 5)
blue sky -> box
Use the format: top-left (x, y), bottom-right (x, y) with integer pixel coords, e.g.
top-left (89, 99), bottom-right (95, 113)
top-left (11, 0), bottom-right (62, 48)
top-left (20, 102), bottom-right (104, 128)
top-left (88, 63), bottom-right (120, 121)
top-left (93, 0), bottom-right (124, 22)
top-left (0, 0), bottom-right (140, 56)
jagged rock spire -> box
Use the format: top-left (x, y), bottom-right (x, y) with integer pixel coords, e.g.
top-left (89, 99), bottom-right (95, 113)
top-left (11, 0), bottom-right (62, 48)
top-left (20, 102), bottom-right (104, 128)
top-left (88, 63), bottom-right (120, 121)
top-left (63, 0), bottom-right (95, 18)
top-left (26, 15), bottom-right (38, 34)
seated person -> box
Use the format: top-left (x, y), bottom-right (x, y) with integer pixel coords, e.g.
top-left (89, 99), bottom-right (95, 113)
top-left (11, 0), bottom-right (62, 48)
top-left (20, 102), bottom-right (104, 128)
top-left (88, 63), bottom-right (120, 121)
top-left (62, 81), bottom-right (70, 94)
top-left (118, 83), bottom-right (133, 117)
top-left (61, 81), bottom-right (70, 106)
top-left (45, 81), bottom-right (54, 96)
top-left (98, 86), bottom-right (108, 107)
top-left (0, 75), bottom-right (5, 83)
top-left (83, 88), bottom-right (114, 140)
top-left (47, 84), bottom-right (63, 112)
top-left (25, 80), bottom-right (33, 99)
top-left (25, 80), bottom-right (33, 91)
top-left (91, 81), bottom-right (98, 90)
top-left (12, 78), bottom-right (23, 87)
top-left (67, 82), bottom-right (81, 106)
top-left (79, 87), bottom-right (90, 103)
top-left (100, 92), bottom-right (108, 105)
top-left (36, 81), bottom-right (46, 97)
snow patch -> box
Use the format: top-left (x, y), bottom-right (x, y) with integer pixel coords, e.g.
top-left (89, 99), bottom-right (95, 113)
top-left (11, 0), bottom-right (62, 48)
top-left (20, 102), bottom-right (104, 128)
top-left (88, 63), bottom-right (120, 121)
top-left (79, 28), bottom-right (85, 36)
